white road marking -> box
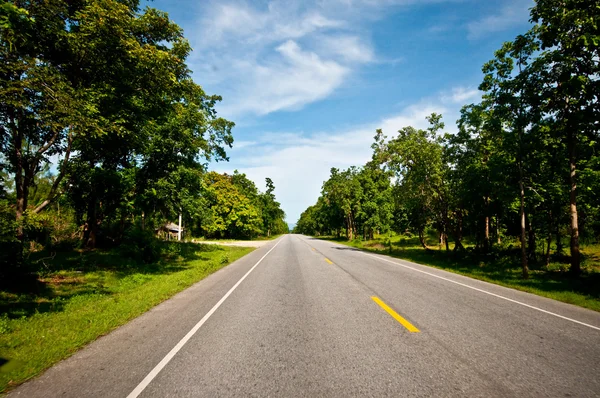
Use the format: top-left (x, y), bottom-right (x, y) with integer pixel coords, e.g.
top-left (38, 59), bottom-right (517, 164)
top-left (357, 250), bottom-right (600, 331)
top-left (126, 237), bottom-right (285, 398)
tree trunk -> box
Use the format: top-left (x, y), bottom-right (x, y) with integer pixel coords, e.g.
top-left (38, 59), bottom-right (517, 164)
top-left (84, 179), bottom-right (98, 249)
top-left (453, 210), bottom-right (465, 252)
top-left (568, 131), bottom-right (580, 275)
top-left (527, 216), bottom-right (537, 262)
top-left (496, 216), bottom-right (501, 244)
top-left (346, 215), bottom-right (353, 241)
top-left (556, 224), bottom-right (563, 254)
top-left (85, 202), bottom-right (98, 249)
top-left (545, 229), bottom-right (552, 269)
top-left (14, 139), bottom-right (28, 245)
top-left (418, 227), bottom-right (428, 250)
top-left (33, 132), bottom-right (73, 214)
top-left (518, 178), bottom-right (529, 279)
top-left (14, 155), bottom-right (34, 266)
top-left (15, 173), bottom-right (27, 244)
top-left (483, 196), bottom-right (490, 253)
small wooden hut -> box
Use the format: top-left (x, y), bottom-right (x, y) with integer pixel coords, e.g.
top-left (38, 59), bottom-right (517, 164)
top-left (157, 222), bottom-right (183, 241)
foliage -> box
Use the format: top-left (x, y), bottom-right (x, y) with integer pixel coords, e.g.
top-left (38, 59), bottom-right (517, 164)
top-left (296, 0), bottom-right (599, 282)
top-left (0, 0), bottom-right (294, 275)
top-left (199, 171), bottom-right (287, 239)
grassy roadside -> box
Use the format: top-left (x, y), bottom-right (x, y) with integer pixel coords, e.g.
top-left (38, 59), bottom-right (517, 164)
top-left (0, 242), bottom-right (254, 393)
top-left (321, 235), bottom-right (600, 312)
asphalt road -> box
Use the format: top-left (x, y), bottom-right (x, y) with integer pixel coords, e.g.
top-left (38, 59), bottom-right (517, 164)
top-left (9, 234), bottom-right (600, 397)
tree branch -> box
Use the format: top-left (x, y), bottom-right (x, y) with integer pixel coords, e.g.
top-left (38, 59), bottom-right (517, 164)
top-left (33, 129), bottom-right (73, 214)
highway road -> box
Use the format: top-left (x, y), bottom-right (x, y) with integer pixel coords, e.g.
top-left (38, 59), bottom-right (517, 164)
top-left (9, 234), bottom-right (600, 397)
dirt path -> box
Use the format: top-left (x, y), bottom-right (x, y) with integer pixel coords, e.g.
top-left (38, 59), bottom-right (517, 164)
top-left (193, 240), bottom-right (273, 248)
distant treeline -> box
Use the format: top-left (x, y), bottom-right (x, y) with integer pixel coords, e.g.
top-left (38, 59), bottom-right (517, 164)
top-left (294, 0), bottom-right (600, 278)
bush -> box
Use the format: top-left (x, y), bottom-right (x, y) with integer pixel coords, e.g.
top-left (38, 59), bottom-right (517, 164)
top-left (0, 202), bottom-right (20, 277)
top-left (119, 228), bottom-right (161, 264)
top-left (48, 211), bottom-right (81, 251)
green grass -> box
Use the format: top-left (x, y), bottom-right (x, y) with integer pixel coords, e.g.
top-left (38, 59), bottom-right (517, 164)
top-left (323, 235), bottom-right (600, 312)
top-left (0, 242), bottom-right (254, 393)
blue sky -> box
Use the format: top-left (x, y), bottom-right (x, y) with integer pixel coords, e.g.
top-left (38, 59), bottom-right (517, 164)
top-left (150, 0), bottom-right (534, 225)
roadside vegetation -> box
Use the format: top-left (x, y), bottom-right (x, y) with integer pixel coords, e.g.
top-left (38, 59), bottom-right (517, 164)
top-left (0, 1), bottom-right (286, 391)
top-left (325, 233), bottom-right (600, 312)
top-left (295, 1), bottom-right (600, 308)
top-left (0, 241), bottom-right (253, 392)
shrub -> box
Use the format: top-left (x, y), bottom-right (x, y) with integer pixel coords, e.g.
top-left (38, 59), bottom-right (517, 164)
top-left (119, 228), bottom-right (161, 264)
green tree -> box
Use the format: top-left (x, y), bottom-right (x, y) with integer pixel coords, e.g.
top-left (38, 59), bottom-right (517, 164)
top-left (0, 0), bottom-right (233, 254)
top-left (201, 172), bottom-right (262, 239)
top-left (373, 115), bottom-right (449, 249)
top-left (261, 178), bottom-right (285, 237)
top-left (356, 162), bottom-right (393, 239)
top-left (321, 167), bottom-right (362, 240)
top-left (527, 0), bottom-right (600, 274)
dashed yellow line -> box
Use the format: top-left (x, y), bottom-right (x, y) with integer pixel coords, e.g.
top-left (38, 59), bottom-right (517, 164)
top-left (371, 297), bottom-right (420, 333)
top-left (324, 258), bottom-right (333, 264)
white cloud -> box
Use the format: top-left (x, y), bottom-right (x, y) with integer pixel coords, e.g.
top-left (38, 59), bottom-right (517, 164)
top-left (467, 0), bottom-right (533, 40)
top-left (441, 86), bottom-right (480, 104)
top-left (192, 0), bottom-right (443, 118)
top-left (217, 40), bottom-right (348, 116)
top-left (214, 91), bottom-right (460, 223)
top-left (230, 140), bottom-right (258, 150)
top-left (200, 2), bottom-right (343, 47)
top-left (316, 34), bottom-right (375, 63)
top-left (188, 0), bottom-right (469, 118)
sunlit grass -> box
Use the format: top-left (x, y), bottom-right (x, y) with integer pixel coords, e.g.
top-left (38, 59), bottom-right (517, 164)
top-left (0, 243), bottom-right (254, 393)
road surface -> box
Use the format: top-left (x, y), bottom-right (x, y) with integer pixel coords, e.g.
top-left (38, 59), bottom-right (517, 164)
top-left (10, 234), bottom-right (600, 397)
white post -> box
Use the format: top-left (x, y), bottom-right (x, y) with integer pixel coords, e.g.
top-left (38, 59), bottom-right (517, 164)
top-left (178, 212), bottom-right (182, 241)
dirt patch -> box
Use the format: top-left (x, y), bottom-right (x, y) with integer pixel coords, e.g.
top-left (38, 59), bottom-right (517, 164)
top-left (43, 275), bottom-right (84, 285)
top-left (365, 242), bottom-right (386, 250)
top-left (194, 240), bottom-right (271, 248)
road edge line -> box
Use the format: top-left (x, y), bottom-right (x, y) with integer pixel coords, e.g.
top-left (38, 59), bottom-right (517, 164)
top-left (359, 250), bottom-right (600, 331)
top-left (126, 236), bottom-right (285, 398)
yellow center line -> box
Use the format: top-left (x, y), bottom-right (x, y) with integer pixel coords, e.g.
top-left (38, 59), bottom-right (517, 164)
top-left (371, 297), bottom-right (420, 333)
top-left (324, 258), bottom-right (333, 264)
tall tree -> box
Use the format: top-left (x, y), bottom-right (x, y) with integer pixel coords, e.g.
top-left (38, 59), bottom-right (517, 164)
top-left (527, 0), bottom-right (600, 274)
top-left (373, 114), bottom-right (449, 249)
top-left (0, 1), bottom-right (234, 251)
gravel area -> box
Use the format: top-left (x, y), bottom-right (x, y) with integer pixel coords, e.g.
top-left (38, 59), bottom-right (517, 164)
top-left (193, 240), bottom-right (273, 248)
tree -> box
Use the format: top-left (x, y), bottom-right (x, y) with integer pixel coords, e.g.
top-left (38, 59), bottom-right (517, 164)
top-left (373, 115), bottom-right (449, 249)
top-left (321, 167), bottom-right (362, 240)
top-left (0, 1), bottom-right (80, 247)
top-left (355, 162), bottom-right (393, 239)
top-left (0, 0), bottom-right (234, 253)
top-left (527, 0), bottom-right (600, 274)
top-left (201, 172), bottom-right (262, 239)
top-left (480, 34), bottom-right (540, 278)
top-left (261, 178), bottom-right (285, 237)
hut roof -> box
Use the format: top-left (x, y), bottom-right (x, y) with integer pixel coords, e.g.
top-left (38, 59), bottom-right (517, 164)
top-left (164, 222), bottom-right (183, 232)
